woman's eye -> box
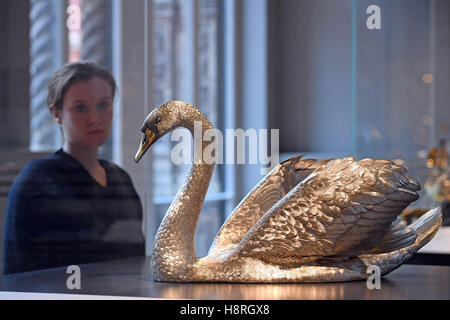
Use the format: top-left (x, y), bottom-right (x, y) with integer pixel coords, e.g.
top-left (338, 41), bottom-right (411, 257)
top-left (75, 104), bottom-right (87, 112)
top-left (98, 101), bottom-right (110, 110)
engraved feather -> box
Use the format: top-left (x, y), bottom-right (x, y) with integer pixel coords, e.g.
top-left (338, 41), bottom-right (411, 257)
top-left (233, 158), bottom-right (423, 264)
top-left (209, 154), bottom-right (331, 255)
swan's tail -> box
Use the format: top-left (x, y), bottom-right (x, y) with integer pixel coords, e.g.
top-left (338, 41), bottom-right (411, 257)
top-left (336, 207), bottom-right (443, 282)
top-left (409, 207), bottom-right (442, 250)
top-left (368, 207), bottom-right (442, 255)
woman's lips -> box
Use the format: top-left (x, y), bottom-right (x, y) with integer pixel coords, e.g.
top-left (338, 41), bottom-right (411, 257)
top-left (88, 129), bottom-right (104, 134)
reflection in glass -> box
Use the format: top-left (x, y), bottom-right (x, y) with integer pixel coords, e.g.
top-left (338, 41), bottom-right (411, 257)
top-left (67, 0), bottom-right (82, 62)
top-left (151, 0), bottom-right (224, 257)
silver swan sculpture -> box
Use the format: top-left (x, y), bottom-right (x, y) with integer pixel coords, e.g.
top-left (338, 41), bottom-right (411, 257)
top-left (135, 101), bottom-right (442, 283)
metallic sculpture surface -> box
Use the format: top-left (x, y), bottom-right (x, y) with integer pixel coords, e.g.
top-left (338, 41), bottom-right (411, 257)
top-left (135, 101), bottom-right (442, 283)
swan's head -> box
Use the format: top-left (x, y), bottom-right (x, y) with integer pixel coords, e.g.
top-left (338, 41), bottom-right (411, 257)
top-left (135, 101), bottom-right (188, 163)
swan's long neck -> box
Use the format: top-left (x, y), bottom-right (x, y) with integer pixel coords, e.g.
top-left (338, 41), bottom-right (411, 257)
top-left (151, 106), bottom-right (215, 280)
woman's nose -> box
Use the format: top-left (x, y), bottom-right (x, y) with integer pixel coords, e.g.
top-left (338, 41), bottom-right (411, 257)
top-left (88, 109), bottom-right (102, 126)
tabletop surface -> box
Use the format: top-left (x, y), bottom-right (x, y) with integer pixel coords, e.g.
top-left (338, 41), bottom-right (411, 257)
top-left (1, 256), bottom-right (449, 300)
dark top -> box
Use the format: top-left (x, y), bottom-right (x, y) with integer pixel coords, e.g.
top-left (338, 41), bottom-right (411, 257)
top-left (2, 149), bottom-right (145, 274)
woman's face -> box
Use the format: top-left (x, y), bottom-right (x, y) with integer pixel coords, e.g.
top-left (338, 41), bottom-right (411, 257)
top-left (53, 76), bottom-right (113, 148)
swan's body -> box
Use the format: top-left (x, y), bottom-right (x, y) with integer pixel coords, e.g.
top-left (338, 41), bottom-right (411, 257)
top-left (135, 101), bottom-right (442, 283)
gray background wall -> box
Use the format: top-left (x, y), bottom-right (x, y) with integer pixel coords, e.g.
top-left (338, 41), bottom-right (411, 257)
top-left (435, 0), bottom-right (450, 145)
top-left (356, 0), bottom-right (432, 160)
top-left (0, 0), bottom-right (32, 277)
top-left (0, 0), bottom-right (30, 149)
top-left (268, 0), bottom-right (450, 158)
top-left (268, 0), bottom-right (353, 154)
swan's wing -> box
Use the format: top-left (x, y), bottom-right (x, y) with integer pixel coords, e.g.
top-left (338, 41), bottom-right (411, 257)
top-left (233, 158), bottom-right (420, 265)
top-left (209, 155), bottom-right (330, 255)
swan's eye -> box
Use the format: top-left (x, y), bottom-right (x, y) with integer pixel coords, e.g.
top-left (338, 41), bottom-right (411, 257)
top-left (141, 133), bottom-right (147, 145)
top-left (155, 116), bottom-right (162, 124)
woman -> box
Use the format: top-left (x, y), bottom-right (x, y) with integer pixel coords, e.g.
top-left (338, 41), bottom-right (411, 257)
top-left (2, 62), bottom-right (145, 274)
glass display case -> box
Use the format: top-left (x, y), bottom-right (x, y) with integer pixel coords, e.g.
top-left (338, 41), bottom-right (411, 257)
top-left (353, 0), bottom-right (450, 256)
top-left (353, 0), bottom-right (449, 214)
top-left (0, 0), bottom-right (449, 300)
top-left (272, 0), bottom-right (449, 225)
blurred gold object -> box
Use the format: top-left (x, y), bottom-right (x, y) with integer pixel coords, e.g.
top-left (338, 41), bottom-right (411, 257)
top-left (426, 139), bottom-right (448, 170)
top-left (422, 73), bottom-right (434, 84)
top-left (425, 136), bottom-right (450, 203)
top-left (443, 179), bottom-right (450, 200)
top-left (425, 172), bottom-right (450, 203)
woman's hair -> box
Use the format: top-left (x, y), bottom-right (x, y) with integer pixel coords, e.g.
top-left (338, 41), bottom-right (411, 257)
top-left (47, 61), bottom-right (117, 111)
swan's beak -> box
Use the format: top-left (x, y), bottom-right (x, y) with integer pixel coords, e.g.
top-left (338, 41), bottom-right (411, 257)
top-left (135, 128), bottom-right (157, 163)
